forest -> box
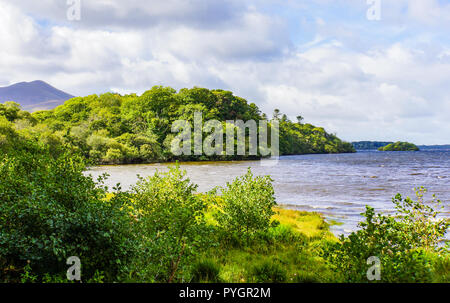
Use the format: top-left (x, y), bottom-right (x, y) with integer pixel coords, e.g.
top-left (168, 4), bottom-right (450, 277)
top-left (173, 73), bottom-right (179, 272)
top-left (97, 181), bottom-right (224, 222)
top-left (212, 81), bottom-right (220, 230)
top-left (0, 86), bottom-right (354, 165)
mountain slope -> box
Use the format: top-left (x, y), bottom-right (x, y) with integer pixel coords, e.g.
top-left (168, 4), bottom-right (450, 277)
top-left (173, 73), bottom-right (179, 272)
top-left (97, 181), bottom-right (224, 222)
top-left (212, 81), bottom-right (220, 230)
top-left (0, 80), bottom-right (75, 111)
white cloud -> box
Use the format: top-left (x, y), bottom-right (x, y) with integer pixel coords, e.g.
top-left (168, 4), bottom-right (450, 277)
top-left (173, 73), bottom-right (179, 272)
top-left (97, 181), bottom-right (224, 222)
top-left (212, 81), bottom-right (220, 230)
top-left (12, 0), bottom-right (243, 29)
top-left (207, 42), bottom-right (450, 144)
top-left (404, 0), bottom-right (450, 26)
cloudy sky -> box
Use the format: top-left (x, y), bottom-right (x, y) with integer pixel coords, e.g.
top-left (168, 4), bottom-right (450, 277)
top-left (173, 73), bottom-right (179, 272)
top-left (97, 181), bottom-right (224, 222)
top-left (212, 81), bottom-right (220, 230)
top-left (1, 0), bottom-right (449, 144)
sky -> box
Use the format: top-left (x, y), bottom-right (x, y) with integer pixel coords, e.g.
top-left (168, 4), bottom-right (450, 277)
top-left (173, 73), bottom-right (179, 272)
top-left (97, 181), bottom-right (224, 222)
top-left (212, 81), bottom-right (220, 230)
top-left (0, 0), bottom-right (449, 144)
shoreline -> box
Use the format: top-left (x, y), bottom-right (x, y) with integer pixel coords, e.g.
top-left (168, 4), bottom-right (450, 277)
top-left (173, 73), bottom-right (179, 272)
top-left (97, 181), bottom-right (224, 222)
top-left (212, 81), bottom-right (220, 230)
top-left (88, 150), bottom-right (358, 167)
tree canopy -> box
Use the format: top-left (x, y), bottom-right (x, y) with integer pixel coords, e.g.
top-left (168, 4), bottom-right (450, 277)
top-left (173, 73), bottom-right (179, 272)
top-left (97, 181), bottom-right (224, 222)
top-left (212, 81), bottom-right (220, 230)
top-left (1, 86), bottom-right (355, 164)
top-left (378, 142), bottom-right (419, 152)
top-left (352, 141), bottom-right (394, 150)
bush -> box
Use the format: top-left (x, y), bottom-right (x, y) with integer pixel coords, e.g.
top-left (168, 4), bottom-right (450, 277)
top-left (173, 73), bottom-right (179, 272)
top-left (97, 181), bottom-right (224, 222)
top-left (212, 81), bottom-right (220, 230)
top-left (0, 147), bottom-right (135, 282)
top-left (126, 165), bottom-right (212, 282)
top-left (214, 168), bottom-right (276, 241)
top-left (324, 188), bottom-right (449, 282)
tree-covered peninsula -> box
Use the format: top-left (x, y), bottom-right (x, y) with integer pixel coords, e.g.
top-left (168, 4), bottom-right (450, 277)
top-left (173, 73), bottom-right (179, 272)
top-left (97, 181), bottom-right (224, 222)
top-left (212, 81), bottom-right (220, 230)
top-left (0, 86), bottom-right (354, 164)
top-left (352, 141), bottom-right (393, 150)
top-left (378, 141), bottom-right (420, 152)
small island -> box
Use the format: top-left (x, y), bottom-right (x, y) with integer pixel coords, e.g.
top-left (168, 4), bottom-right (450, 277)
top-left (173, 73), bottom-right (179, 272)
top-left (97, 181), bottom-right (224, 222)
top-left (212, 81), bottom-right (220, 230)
top-left (378, 141), bottom-right (420, 151)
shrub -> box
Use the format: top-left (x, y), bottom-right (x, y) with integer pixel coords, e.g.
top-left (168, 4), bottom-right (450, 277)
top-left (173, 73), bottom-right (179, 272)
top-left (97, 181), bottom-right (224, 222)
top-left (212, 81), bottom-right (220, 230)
top-left (214, 168), bottom-right (276, 241)
top-left (324, 188), bottom-right (449, 282)
top-left (127, 165), bottom-right (212, 282)
top-left (0, 148), bottom-right (135, 282)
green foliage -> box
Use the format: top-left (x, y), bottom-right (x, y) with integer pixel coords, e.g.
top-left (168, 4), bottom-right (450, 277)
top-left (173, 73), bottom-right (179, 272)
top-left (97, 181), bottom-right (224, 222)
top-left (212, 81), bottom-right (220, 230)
top-left (214, 168), bottom-right (276, 240)
top-left (0, 102), bottom-right (35, 124)
top-left (0, 147), bottom-right (135, 282)
top-left (378, 141), bottom-right (420, 151)
top-left (278, 118), bottom-right (355, 155)
top-left (2, 86), bottom-right (354, 165)
top-left (431, 254), bottom-right (450, 282)
top-left (3, 115), bottom-right (445, 284)
top-left (201, 206), bottom-right (343, 284)
top-left (324, 188), bottom-right (449, 282)
top-left (352, 141), bottom-right (393, 150)
top-left (190, 259), bottom-right (222, 283)
top-left (126, 165), bottom-right (212, 282)
top-left (249, 260), bottom-right (287, 283)
top-left (262, 224), bottom-right (302, 244)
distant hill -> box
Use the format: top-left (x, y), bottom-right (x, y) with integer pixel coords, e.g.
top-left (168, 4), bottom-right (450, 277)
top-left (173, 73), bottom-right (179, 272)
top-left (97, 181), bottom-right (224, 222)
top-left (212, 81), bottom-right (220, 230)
top-left (0, 80), bottom-right (74, 111)
top-left (352, 141), bottom-right (393, 150)
top-left (418, 145), bottom-right (450, 150)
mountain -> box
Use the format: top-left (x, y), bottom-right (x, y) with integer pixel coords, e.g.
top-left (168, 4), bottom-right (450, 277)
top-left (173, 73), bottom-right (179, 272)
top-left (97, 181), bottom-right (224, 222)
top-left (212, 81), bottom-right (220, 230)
top-left (0, 80), bottom-right (75, 111)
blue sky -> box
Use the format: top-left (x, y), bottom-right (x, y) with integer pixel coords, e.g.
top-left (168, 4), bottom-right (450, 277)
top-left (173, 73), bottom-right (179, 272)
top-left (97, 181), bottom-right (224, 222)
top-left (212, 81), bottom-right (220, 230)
top-left (0, 0), bottom-right (449, 144)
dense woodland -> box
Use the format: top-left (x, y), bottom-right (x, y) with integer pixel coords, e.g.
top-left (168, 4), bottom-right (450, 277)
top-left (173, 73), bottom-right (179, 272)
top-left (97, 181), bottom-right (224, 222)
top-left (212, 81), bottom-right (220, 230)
top-left (352, 141), bottom-right (393, 150)
top-left (0, 86), bottom-right (354, 164)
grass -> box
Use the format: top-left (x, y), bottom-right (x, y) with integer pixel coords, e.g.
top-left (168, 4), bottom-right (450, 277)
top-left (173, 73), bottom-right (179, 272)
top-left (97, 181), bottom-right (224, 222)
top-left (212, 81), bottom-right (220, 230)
top-left (103, 193), bottom-right (343, 283)
top-left (192, 205), bottom-right (341, 283)
top-left (272, 207), bottom-right (337, 241)
top-left (194, 202), bottom-right (450, 283)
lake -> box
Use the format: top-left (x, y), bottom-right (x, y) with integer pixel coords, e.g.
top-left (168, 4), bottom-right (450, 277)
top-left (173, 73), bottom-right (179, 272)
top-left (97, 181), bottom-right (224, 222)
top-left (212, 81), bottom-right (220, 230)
top-left (87, 150), bottom-right (450, 237)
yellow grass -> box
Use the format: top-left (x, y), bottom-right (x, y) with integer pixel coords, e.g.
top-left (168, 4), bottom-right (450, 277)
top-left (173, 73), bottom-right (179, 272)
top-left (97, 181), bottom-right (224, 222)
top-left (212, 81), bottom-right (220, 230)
top-left (273, 206), bottom-right (336, 240)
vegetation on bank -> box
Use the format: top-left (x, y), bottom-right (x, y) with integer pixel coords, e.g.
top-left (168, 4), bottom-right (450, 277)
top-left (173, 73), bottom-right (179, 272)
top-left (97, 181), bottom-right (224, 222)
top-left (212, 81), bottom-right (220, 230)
top-left (0, 86), bottom-right (354, 165)
top-left (378, 141), bottom-right (420, 151)
top-left (0, 125), bottom-right (448, 283)
top-left (352, 141), bottom-right (393, 150)
top-left (324, 188), bottom-right (449, 282)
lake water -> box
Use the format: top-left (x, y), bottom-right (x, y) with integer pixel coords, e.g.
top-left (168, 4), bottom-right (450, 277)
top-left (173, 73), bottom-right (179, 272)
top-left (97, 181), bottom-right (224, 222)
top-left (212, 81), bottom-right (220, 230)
top-left (87, 150), bottom-right (450, 237)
